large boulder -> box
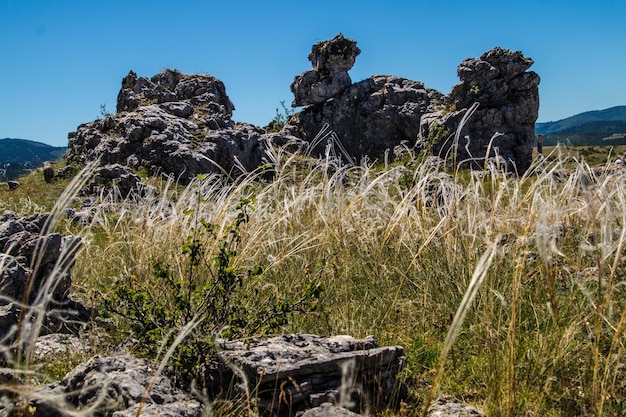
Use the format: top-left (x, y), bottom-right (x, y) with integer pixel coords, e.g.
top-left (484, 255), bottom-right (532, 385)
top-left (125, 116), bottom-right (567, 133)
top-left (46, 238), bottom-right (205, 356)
top-left (419, 47), bottom-right (540, 173)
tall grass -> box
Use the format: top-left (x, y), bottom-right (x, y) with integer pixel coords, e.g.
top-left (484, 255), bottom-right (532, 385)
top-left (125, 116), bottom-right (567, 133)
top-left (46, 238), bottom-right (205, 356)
top-left (2, 143), bottom-right (626, 415)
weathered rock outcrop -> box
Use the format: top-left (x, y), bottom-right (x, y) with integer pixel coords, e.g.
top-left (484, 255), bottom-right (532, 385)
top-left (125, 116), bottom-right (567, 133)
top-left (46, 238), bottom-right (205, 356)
top-left (285, 35), bottom-right (539, 173)
top-left (66, 70), bottom-right (272, 183)
top-left (419, 47), bottom-right (540, 172)
top-left (218, 334), bottom-right (406, 415)
top-left (0, 211), bottom-right (89, 339)
top-left (117, 69), bottom-right (234, 127)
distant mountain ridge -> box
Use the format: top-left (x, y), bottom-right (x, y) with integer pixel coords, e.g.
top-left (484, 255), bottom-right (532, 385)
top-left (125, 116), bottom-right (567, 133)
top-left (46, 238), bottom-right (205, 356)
top-left (536, 106), bottom-right (626, 146)
top-left (0, 138), bottom-right (66, 181)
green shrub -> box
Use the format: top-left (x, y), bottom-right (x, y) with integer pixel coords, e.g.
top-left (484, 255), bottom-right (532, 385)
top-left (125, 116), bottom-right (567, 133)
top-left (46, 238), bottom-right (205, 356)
top-left (102, 196), bottom-right (323, 385)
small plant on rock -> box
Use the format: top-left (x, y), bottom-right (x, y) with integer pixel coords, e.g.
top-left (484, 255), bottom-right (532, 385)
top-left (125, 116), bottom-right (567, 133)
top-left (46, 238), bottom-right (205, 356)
top-left (267, 100), bottom-right (294, 133)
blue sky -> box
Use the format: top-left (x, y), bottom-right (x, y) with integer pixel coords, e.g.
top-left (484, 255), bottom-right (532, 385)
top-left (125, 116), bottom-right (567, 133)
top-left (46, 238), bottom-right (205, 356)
top-left (1, 0), bottom-right (625, 147)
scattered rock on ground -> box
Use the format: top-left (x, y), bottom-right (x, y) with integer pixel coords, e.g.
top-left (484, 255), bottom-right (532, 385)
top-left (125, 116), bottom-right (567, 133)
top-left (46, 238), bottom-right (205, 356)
top-left (217, 334), bottom-right (406, 415)
top-left (32, 355), bottom-right (203, 417)
top-left (33, 333), bottom-right (93, 361)
top-left (43, 163), bottom-right (55, 183)
top-left (300, 402), bottom-right (362, 417)
top-left (80, 163), bottom-right (155, 200)
top-left (428, 396), bottom-right (486, 417)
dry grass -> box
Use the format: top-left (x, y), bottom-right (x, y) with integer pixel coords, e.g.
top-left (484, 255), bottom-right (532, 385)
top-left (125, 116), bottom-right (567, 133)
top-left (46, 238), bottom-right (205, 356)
top-left (2, 143), bottom-right (626, 416)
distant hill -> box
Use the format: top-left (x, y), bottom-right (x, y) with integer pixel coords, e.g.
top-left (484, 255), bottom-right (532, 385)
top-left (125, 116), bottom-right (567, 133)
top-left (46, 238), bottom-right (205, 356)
top-left (536, 106), bottom-right (626, 146)
top-left (0, 138), bottom-right (66, 181)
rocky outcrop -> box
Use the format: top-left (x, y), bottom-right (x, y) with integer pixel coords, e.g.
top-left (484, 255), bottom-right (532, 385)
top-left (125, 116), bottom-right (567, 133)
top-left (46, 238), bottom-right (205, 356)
top-left (65, 37), bottom-right (539, 177)
top-left (66, 70), bottom-right (274, 183)
top-left (285, 35), bottom-right (539, 173)
top-left (0, 211), bottom-right (89, 340)
top-left (117, 69), bottom-right (234, 127)
top-left (217, 334), bottom-right (406, 415)
top-left (419, 47), bottom-right (540, 173)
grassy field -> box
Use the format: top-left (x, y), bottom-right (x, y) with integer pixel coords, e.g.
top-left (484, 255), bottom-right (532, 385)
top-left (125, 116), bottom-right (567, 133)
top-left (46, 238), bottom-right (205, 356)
top-left (2, 145), bottom-right (626, 416)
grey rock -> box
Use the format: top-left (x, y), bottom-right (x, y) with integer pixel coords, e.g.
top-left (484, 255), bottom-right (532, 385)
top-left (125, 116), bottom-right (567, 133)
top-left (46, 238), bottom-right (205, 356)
top-left (160, 101), bottom-right (194, 118)
top-left (42, 163), bottom-right (54, 183)
top-left (419, 47), bottom-right (540, 173)
top-left (291, 34), bottom-right (359, 108)
top-left (117, 69), bottom-right (233, 123)
top-left (301, 402), bottom-right (362, 417)
top-left (0, 212), bottom-right (88, 340)
top-left (33, 333), bottom-right (91, 361)
top-left (67, 67), bottom-right (271, 184)
top-left (428, 397), bottom-right (486, 417)
top-left (285, 75), bottom-right (434, 163)
top-left (67, 101), bottom-right (269, 184)
top-left (217, 334), bottom-right (406, 415)
top-left (80, 164), bottom-right (155, 200)
top-left (32, 355), bottom-right (203, 417)
top-left (308, 33), bottom-right (361, 72)
top-left (291, 70), bottom-right (352, 107)
top-left (52, 165), bottom-right (76, 180)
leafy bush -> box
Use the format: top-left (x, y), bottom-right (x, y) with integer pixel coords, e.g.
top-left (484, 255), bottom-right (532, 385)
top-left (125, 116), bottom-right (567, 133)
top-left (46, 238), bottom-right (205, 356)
top-left (103, 196), bottom-right (323, 384)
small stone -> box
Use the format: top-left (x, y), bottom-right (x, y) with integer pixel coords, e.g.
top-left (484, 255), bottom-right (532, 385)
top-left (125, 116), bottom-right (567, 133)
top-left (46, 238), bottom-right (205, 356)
top-left (43, 163), bottom-right (54, 183)
top-left (428, 396), bottom-right (486, 417)
top-left (301, 402), bottom-right (362, 417)
top-left (6, 181), bottom-right (19, 190)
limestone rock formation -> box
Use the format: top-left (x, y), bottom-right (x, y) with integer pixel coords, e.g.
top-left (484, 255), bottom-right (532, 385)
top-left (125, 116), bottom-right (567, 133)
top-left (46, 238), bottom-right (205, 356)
top-left (217, 334), bottom-right (406, 415)
top-left (285, 35), bottom-right (539, 173)
top-left (66, 70), bottom-right (272, 183)
top-left (27, 335), bottom-right (405, 417)
top-left (0, 211), bottom-right (89, 339)
top-left (291, 33), bottom-right (360, 107)
top-left (419, 47), bottom-right (540, 173)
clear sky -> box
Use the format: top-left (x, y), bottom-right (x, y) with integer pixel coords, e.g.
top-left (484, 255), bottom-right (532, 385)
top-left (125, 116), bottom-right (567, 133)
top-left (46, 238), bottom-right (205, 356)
top-left (1, 0), bottom-right (625, 147)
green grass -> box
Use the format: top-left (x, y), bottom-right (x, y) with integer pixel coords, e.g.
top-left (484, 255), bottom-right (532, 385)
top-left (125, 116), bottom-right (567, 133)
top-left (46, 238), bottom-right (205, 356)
top-left (3, 145), bottom-right (626, 416)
